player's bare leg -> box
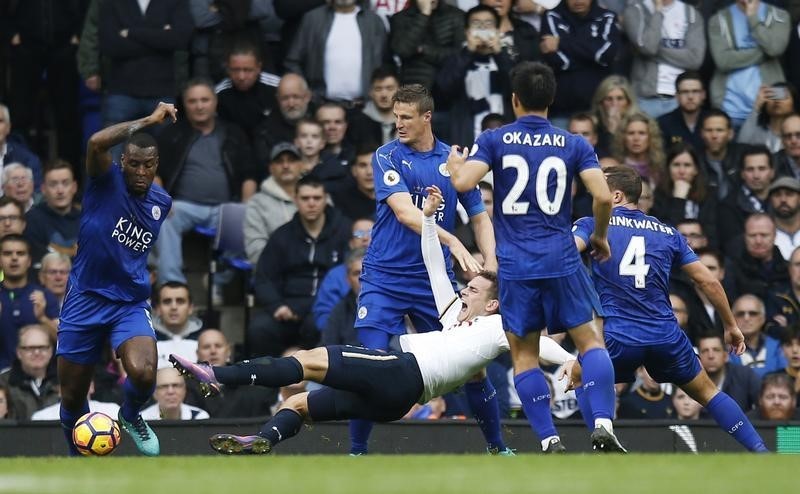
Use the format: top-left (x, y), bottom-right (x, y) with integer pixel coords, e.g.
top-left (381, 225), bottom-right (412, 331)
top-left (117, 336), bottom-right (160, 456)
top-left (569, 317), bottom-right (625, 453)
top-left (57, 357), bottom-right (95, 455)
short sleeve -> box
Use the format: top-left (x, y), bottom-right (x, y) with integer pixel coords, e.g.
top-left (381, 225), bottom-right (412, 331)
top-left (458, 186), bottom-right (486, 217)
top-left (572, 216), bottom-right (595, 246)
top-left (468, 130), bottom-right (496, 169)
top-left (674, 230), bottom-right (699, 267)
top-left (373, 150), bottom-right (409, 202)
top-left (574, 137), bottom-right (600, 174)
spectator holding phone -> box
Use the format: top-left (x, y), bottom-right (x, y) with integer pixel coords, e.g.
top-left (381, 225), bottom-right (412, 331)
top-left (738, 83), bottom-right (798, 153)
top-left (436, 5), bottom-right (514, 145)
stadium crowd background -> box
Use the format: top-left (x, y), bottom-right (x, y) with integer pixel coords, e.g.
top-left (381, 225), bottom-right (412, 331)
top-left (0, 0), bottom-right (798, 427)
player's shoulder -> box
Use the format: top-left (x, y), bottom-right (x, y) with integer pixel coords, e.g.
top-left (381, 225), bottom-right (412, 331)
top-left (376, 139), bottom-right (403, 160)
top-left (432, 138), bottom-right (452, 156)
top-left (147, 182), bottom-right (172, 208)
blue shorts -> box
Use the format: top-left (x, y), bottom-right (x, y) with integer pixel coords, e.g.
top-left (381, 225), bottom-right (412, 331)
top-left (500, 267), bottom-right (604, 337)
top-left (57, 291), bottom-right (156, 365)
top-left (605, 327), bottom-right (702, 385)
top-left (354, 270), bottom-right (442, 336)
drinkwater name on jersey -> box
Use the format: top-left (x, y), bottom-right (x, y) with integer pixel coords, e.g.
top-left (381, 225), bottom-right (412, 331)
top-left (609, 216), bottom-right (675, 235)
top-left (112, 217), bottom-right (154, 253)
top-left (500, 131), bottom-right (566, 148)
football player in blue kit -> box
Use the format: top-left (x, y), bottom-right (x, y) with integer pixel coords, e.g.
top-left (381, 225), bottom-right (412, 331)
top-left (447, 61), bottom-right (623, 453)
top-left (350, 84), bottom-right (498, 455)
top-left (57, 103), bottom-right (177, 456)
top-left (572, 166), bottom-right (768, 452)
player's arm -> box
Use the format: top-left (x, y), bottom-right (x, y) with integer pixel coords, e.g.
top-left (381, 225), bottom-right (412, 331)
top-left (421, 186), bottom-right (458, 316)
top-left (86, 102), bottom-right (177, 177)
top-left (386, 192), bottom-right (482, 273)
top-left (539, 335), bottom-right (575, 366)
top-left (578, 167), bottom-right (613, 261)
top-left (469, 211), bottom-right (497, 272)
top-left (446, 145), bottom-right (490, 193)
top-left (572, 217), bottom-right (594, 254)
top-left (682, 260), bottom-right (746, 355)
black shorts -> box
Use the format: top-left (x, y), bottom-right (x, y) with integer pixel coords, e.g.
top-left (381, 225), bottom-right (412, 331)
top-left (306, 345), bottom-right (425, 423)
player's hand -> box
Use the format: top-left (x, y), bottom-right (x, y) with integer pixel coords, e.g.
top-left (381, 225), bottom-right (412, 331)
top-left (149, 102), bottom-right (178, 125)
top-left (589, 234), bottom-right (611, 262)
top-left (423, 186), bottom-right (443, 217)
top-left (273, 305), bottom-right (296, 321)
top-left (725, 326), bottom-right (746, 356)
top-left (30, 290), bottom-right (47, 321)
top-left (557, 359), bottom-right (581, 391)
top-left (446, 145), bottom-right (469, 178)
top-left (450, 240), bottom-right (483, 273)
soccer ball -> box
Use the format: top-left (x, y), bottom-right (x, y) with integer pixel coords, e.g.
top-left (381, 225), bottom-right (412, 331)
top-left (72, 412), bottom-right (121, 456)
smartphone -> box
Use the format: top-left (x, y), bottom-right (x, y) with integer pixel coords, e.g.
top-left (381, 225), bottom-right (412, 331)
top-left (471, 29), bottom-right (497, 41)
top-left (768, 87), bottom-right (788, 100)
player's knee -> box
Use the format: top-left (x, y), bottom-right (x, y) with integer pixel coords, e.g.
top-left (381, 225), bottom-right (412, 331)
top-left (292, 348), bottom-right (328, 374)
top-left (281, 393), bottom-right (309, 417)
top-left (125, 358), bottom-right (157, 385)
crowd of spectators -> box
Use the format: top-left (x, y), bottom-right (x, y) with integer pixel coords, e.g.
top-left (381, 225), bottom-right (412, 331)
top-left (0, 0), bottom-right (799, 424)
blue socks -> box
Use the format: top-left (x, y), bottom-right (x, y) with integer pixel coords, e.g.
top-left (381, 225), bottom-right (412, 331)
top-left (578, 348), bottom-right (616, 423)
top-left (120, 378), bottom-right (155, 423)
top-left (574, 385), bottom-right (595, 431)
top-left (706, 392), bottom-right (768, 452)
top-left (259, 409), bottom-right (303, 446)
top-left (60, 401), bottom-right (90, 456)
top-left (465, 378), bottom-right (506, 451)
top-left (349, 419), bottom-right (373, 455)
top-left (513, 368), bottom-right (557, 441)
top-left (213, 356), bottom-right (304, 387)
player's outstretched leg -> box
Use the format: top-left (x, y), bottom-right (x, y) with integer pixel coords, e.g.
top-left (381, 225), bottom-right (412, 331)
top-left (171, 349), bottom-right (321, 397)
top-left (209, 395), bottom-right (308, 455)
top-left (682, 372), bottom-right (768, 452)
top-left (465, 377), bottom-right (513, 455)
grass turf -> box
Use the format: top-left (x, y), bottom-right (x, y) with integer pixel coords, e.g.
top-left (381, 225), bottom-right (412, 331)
top-left (0, 454), bottom-right (793, 494)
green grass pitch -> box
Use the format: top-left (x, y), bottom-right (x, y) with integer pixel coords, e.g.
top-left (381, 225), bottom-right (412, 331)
top-left (0, 454), bottom-right (793, 494)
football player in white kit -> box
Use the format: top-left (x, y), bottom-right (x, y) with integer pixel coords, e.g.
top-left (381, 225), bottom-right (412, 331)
top-left (170, 186), bottom-right (575, 455)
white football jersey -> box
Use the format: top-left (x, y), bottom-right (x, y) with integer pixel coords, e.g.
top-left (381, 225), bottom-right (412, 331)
top-left (404, 213), bottom-right (573, 403)
top-left (400, 313), bottom-right (510, 403)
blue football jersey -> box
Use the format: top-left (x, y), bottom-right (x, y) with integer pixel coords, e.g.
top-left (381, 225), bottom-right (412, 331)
top-left (573, 207), bottom-right (699, 345)
top-left (365, 138), bottom-right (485, 276)
top-left (68, 164), bottom-right (172, 302)
top-left (470, 115), bottom-right (598, 280)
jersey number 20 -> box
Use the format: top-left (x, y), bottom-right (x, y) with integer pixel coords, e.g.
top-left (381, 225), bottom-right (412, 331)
top-left (619, 235), bottom-right (650, 288)
top-left (501, 155), bottom-right (567, 216)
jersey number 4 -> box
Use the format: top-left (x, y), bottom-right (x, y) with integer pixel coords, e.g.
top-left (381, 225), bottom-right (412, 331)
top-left (619, 235), bottom-right (650, 288)
top-left (501, 155), bottom-right (567, 216)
